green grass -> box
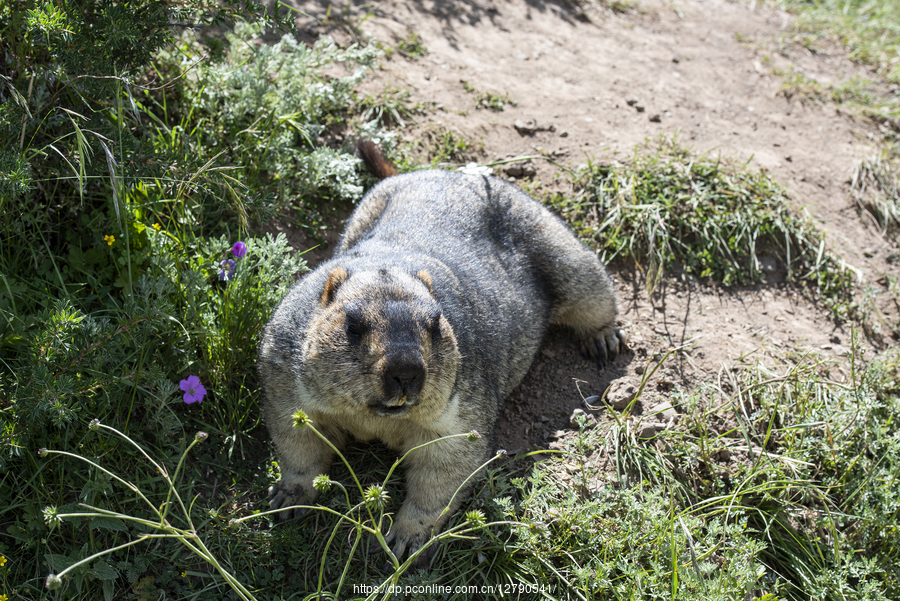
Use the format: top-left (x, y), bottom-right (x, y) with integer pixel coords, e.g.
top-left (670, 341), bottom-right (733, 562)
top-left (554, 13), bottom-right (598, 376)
top-left (778, 0), bottom-right (900, 85)
top-left (396, 31), bottom-right (429, 60)
top-left (601, 339), bottom-right (900, 600)
top-left (774, 0), bottom-right (900, 247)
top-left (460, 80), bottom-right (517, 112)
top-left (34, 337), bottom-right (900, 600)
top-left (851, 146), bottom-right (900, 237)
top-left (547, 135), bottom-right (856, 315)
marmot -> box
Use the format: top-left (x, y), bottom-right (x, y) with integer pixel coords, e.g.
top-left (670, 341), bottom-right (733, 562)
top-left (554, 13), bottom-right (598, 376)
top-left (258, 161), bottom-right (624, 564)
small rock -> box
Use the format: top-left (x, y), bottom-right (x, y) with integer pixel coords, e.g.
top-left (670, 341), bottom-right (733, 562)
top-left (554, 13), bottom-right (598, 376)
top-left (540, 414), bottom-right (550, 423)
top-left (514, 119), bottom-right (538, 133)
top-left (570, 408), bottom-right (586, 428)
top-left (604, 377), bottom-right (639, 410)
top-left (833, 344), bottom-right (848, 356)
top-left (635, 104), bottom-right (645, 112)
top-left (637, 422), bottom-right (664, 439)
top-left (650, 401), bottom-right (677, 422)
top-left (505, 161), bottom-right (536, 178)
top-left (716, 448), bottom-right (731, 462)
top-left (649, 114), bottom-right (661, 123)
top-left (626, 99), bottom-right (639, 106)
top-left (560, 130), bottom-right (569, 137)
top-left (653, 325), bottom-right (667, 335)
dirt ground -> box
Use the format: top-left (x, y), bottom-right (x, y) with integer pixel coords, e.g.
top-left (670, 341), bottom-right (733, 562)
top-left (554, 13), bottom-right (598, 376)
top-left (273, 0), bottom-right (898, 456)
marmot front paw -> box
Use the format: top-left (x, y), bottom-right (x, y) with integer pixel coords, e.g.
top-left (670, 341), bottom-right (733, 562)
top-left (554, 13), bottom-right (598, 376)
top-left (383, 514), bottom-right (435, 568)
top-left (580, 325), bottom-right (626, 368)
top-left (269, 480), bottom-right (315, 521)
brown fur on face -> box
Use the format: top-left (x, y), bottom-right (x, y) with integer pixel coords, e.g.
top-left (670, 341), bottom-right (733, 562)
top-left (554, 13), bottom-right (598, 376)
top-left (302, 267), bottom-right (460, 422)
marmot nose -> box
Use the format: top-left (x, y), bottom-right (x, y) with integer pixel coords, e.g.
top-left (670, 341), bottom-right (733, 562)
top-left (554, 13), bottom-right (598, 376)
top-left (384, 361), bottom-right (425, 397)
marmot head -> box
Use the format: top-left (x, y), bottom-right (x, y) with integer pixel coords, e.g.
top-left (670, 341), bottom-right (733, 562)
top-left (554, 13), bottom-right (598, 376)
top-left (302, 265), bottom-right (460, 419)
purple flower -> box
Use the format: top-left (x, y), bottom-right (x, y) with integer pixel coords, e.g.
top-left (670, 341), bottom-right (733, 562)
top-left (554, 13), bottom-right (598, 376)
top-left (180, 375), bottom-right (207, 404)
top-left (218, 259), bottom-right (236, 281)
top-left (232, 241), bottom-right (247, 259)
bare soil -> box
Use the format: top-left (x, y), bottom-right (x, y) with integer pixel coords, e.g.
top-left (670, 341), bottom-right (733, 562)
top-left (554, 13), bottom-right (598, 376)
top-left (274, 0), bottom-right (898, 457)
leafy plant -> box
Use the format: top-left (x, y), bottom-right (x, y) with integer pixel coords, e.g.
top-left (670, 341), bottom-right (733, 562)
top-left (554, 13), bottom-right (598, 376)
top-left (397, 31), bottom-right (428, 60)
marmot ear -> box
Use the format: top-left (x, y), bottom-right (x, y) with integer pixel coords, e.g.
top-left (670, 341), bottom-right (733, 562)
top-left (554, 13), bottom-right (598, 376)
top-left (416, 269), bottom-right (435, 296)
top-left (321, 267), bottom-right (348, 305)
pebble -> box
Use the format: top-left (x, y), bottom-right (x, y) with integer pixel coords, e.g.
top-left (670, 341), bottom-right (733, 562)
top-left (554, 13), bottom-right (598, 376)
top-left (602, 377), bottom-right (639, 410)
top-left (505, 162), bottom-right (536, 178)
top-left (649, 114), bottom-right (661, 122)
top-left (570, 408), bottom-right (586, 428)
top-left (514, 118), bottom-right (538, 133)
top-left (514, 119), bottom-right (556, 134)
top-left (649, 401), bottom-right (677, 422)
top-left (637, 422), bottom-right (665, 439)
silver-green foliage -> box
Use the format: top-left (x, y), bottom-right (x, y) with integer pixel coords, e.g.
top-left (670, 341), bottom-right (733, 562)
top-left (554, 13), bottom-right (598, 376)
top-left (176, 21), bottom-right (380, 203)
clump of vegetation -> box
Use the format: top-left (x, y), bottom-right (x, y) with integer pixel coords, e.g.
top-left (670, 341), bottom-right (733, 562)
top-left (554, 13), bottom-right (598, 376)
top-left (157, 20), bottom-right (381, 235)
top-left (358, 87), bottom-right (419, 127)
top-left (852, 149), bottom-right (900, 237)
top-left (397, 30), bottom-right (429, 59)
top-left (549, 136), bottom-right (856, 315)
top-left (460, 80), bottom-right (516, 112)
top-left (778, 0), bottom-right (900, 85)
top-left (615, 343), bottom-right (900, 599)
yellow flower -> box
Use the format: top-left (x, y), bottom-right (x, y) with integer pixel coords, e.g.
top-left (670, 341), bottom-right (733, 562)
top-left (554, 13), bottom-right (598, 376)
top-left (152, 223), bottom-right (161, 231)
top-left (181, 572), bottom-right (187, 578)
top-left (103, 235), bottom-right (115, 246)
top-left (0, 594), bottom-right (7, 601)
top-left (0, 554), bottom-right (5, 566)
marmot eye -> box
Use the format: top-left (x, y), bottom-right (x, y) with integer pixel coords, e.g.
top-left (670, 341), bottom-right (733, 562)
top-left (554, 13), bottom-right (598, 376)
top-left (346, 320), bottom-right (365, 343)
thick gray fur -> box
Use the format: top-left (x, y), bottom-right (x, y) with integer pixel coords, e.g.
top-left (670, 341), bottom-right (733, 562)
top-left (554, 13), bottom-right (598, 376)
top-left (258, 170), bottom-right (623, 564)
